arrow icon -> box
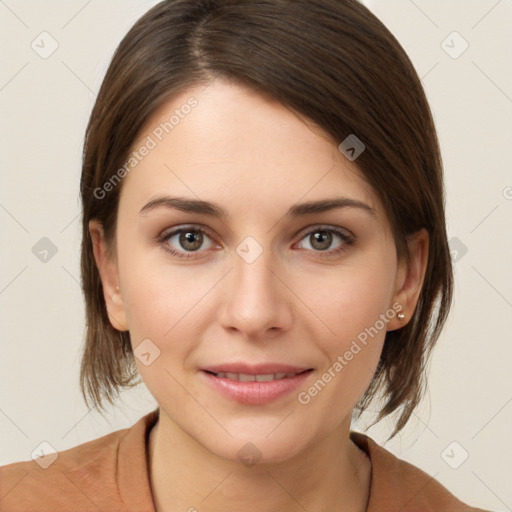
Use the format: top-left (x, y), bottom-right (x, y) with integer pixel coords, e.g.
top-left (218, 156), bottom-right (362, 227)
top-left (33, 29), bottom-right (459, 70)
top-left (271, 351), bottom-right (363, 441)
top-left (31, 441), bottom-right (59, 468)
top-left (448, 236), bottom-right (468, 263)
top-left (135, 339), bottom-right (161, 366)
top-left (32, 237), bottom-right (58, 262)
top-left (237, 442), bottom-right (262, 467)
top-left (31, 31), bottom-right (59, 60)
top-left (441, 441), bottom-right (468, 469)
top-left (440, 31), bottom-right (468, 60)
top-left (339, 134), bottom-right (365, 161)
top-left (236, 236), bottom-right (263, 264)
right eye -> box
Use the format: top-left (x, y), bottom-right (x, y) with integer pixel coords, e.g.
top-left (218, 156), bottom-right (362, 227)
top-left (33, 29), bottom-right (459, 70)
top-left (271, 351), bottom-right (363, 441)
top-left (158, 225), bottom-right (218, 259)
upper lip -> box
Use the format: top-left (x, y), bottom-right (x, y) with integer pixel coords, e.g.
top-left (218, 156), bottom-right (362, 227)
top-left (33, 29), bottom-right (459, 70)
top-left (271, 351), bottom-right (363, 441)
top-left (201, 363), bottom-right (312, 375)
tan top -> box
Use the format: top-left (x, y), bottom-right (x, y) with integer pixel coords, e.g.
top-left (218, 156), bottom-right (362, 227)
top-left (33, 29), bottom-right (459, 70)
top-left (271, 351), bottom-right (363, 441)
top-left (0, 408), bottom-right (489, 511)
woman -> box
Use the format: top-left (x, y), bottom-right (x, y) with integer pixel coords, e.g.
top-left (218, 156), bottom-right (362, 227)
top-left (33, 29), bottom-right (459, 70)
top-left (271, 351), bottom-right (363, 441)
top-left (0, 0), bottom-right (492, 510)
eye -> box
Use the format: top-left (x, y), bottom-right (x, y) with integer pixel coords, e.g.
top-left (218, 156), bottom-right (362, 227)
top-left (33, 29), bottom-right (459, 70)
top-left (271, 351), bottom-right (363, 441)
top-left (158, 226), bottom-right (217, 259)
top-left (158, 224), bottom-right (354, 260)
top-left (296, 226), bottom-right (354, 255)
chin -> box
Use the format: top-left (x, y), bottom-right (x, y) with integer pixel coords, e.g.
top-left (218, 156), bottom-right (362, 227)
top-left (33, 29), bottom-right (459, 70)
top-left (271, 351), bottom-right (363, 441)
top-left (215, 437), bottom-right (308, 467)
top-left (195, 416), bottom-right (323, 466)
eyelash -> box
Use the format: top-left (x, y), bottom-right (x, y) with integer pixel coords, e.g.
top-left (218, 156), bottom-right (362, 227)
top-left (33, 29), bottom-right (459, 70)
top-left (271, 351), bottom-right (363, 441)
top-left (157, 224), bottom-right (355, 260)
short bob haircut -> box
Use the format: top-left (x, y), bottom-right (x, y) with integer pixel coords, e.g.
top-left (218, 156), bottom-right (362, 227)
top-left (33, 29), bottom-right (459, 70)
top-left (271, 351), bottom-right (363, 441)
top-left (79, 0), bottom-right (453, 438)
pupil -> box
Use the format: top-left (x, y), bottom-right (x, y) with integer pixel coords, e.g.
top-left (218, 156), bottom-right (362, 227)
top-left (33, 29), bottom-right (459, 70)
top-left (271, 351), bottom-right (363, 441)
top-left (181, 231), bottom-right (202, 250)
top-left (312, 231), bottom-right (331, 250)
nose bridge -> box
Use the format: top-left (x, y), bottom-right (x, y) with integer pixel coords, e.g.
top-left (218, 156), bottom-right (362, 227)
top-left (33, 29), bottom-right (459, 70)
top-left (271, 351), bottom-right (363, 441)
top-left (233, 237), bottom-right (280, 308)
top-left (236, 247), bottom-right (276, 296)
top-left (219, 236), bottom-right (292, 336)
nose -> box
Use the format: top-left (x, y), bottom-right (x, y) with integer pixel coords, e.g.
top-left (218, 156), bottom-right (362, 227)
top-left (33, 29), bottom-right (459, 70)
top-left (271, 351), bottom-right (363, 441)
top-left (218, 244), bottom-right (294, 340)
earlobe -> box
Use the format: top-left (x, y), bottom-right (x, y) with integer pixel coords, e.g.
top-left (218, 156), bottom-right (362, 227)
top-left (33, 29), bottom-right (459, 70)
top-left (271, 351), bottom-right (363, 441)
top-left (89, 220), bottom-right (129, 332)
top-left (389, 228), bottom-right (429, 331)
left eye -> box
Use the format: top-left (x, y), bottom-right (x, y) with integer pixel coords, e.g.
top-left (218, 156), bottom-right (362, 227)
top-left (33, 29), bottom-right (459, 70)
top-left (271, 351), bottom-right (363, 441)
top-left (296, 228), bottom-right (352, 253)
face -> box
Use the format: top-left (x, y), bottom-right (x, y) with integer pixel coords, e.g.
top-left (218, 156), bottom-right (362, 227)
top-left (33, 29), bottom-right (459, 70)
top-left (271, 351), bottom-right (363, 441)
top-left (91, 78), bottom-right (426, 464)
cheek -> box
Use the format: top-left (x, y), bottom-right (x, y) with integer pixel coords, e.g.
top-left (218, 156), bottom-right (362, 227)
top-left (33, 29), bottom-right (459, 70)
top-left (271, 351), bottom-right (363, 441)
top-left (299, 255), bottom-right (396, 343)
top-left (118, 235), bottom-right (192, 333)
top-left (119, 247), bottom-right (218, 371)
top-left (296, 292), bottom-right (388, 426)
top-left (293, 256), bottom-right (395, 408)
top-left (119, 264), bottom-right (205, 406)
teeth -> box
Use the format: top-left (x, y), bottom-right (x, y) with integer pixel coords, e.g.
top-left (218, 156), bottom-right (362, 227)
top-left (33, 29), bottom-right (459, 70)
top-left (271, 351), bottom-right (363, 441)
top-left (256, 374), bottom-right (274, 382)
top-left (214, 372), bottom-right (297, 381)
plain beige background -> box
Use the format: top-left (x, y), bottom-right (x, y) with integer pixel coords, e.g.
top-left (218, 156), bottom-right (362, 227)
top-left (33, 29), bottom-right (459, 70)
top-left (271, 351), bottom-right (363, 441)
top-left (0, 1), bottom-right (511, 510)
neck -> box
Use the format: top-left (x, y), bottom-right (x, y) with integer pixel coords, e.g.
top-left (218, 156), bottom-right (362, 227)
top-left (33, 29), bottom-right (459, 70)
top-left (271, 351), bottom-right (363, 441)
top-left (147, 410), bottom-right (371, 512)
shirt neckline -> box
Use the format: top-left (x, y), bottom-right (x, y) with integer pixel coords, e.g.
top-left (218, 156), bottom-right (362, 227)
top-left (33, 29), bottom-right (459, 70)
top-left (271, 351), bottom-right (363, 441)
top-left (120, 408), bottom-right (380, 511)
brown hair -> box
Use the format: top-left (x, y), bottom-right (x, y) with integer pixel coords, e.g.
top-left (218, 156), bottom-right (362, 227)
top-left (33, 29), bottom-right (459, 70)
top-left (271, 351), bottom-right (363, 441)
top-left (79, 0), bottom-right (453, 437)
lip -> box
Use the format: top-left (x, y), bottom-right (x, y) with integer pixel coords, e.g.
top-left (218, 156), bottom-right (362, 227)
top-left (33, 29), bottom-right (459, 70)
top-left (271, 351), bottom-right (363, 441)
top-left (202, 363), bottom-right (310, 375)
top-left (200, 363), bottom-right (313, 405)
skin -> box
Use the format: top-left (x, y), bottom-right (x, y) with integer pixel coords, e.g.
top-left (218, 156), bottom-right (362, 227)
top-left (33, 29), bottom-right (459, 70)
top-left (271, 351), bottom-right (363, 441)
top-left (90, 77), bottom-right (428, 512)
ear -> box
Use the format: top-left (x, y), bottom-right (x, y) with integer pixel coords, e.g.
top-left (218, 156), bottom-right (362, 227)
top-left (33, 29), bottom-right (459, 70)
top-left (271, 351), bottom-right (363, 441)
top-left (89, 219), bottom-right (128, 331)
top-left (388, 228), bottom-right (429, 331)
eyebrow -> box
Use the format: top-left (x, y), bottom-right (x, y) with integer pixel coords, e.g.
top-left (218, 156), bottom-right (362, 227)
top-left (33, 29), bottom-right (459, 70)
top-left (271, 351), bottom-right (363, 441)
top-left (139, 195), bottom-right (376, 219)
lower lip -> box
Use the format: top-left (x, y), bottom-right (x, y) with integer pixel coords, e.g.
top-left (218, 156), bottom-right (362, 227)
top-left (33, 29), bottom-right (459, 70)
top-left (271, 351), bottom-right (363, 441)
top-left (200, 370), bottom-right (313, 405)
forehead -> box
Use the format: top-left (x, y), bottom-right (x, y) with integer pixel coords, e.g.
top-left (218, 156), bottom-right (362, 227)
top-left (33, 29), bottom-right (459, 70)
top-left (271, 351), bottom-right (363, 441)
top-left (119, 78), bottom-right (381, 219)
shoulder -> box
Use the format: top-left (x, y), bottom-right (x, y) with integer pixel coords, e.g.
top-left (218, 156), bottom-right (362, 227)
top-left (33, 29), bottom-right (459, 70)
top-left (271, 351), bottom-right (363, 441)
top-left (0, 427), bottom-right (127, 511)
top-left (0, 410), bottom-right (158, 512)
top-left (350, 431), bottom-right (492, 512)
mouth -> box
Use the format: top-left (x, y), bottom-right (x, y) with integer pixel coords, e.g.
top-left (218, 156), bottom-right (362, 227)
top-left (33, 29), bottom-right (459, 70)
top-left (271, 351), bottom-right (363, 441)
top-left (200, 364), bottom-right (314, 405)
top-left (203, 369), bottom-right (311, 382)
